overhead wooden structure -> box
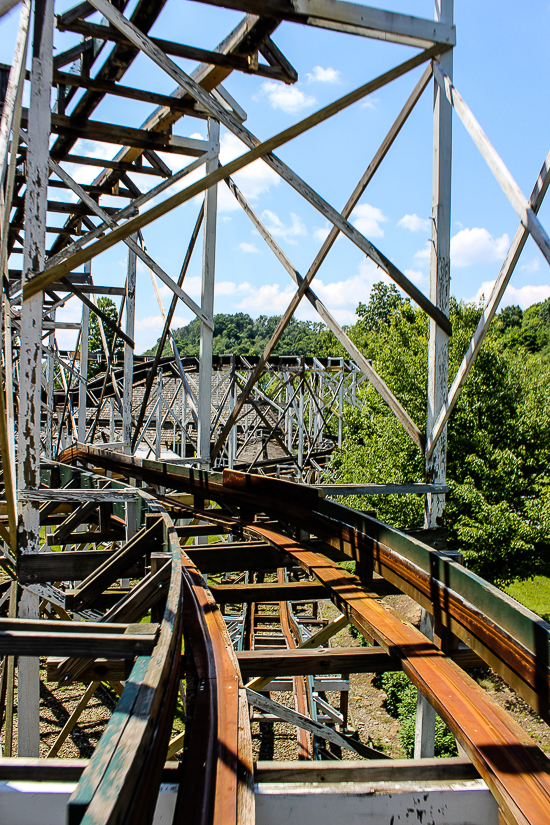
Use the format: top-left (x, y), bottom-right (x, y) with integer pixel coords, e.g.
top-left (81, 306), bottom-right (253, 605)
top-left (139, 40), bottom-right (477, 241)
top-left (0, 0), bottom-right (549, 823)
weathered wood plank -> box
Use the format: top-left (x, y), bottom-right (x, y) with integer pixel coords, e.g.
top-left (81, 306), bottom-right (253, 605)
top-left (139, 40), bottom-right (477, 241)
top-left (18, 550), bottom-right (146, 583)
top-left (0, 630), bottom-right (157, 657)
top-left (46, 656), bottom-right (133, 682)
top-left (255, 757), bottom-right (478, 784)
top-left (211, 581), bottom-right (326, 603)
top-left (56, 19), bottom-right (294, 82)
top-left (192, 0), bottom-right (456, 48)
top-left (67, 519), bottom-right (162, 611)
top-left (237, 646), bottom-right (482, 677)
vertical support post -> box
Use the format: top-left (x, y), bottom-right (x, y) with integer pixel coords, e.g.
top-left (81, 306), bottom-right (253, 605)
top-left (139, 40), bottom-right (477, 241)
top-left (415, 0), bottom-right (453, 761)
top-left (198, 119), bottom-right (219, 469)
top-left (155, 367), bottom-right (162, 460)
top-left (18, 0), bottom-right (54, 756)
top-left (44, 313), bottom-right (54, 459)
top-left (285, 373), bottom-right (292, 454)
top-left (123, 238), bottom-right (136, 451)
top-left (78, 262), bottom-right (90, 442)
top-left (228, 357), bottom-right (236, 469)
top-left (109, 397), bottom-right (115, 442)
top-left (297, 362), bottom-right (304, 480)
top-left (338, 359), bottom-right (344, 448)
top-left (181, 382), bottom-right (187, 458)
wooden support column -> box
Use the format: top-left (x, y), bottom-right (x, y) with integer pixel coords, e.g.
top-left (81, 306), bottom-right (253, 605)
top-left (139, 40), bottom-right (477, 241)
top-left (77, 261), bottom-right (90, 442)
top-left (123, 238), bottom-right (136, 451)
top-left (197, 118), bottom-right (219, 468)
top-left (415, 0), bottom-right (453, 761)
top-left (17, 0), bottom-right (54, 756)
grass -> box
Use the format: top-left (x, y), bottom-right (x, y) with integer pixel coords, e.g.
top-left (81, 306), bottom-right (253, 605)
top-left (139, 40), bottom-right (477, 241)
top-left (503, 576), bottom-right (550, 622)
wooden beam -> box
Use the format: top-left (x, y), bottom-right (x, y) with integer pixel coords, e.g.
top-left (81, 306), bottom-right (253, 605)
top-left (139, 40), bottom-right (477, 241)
top-left (52, 69), bottom-right (203, 114)
top-left (210, 581), bottom-right (327, 603)
top-left (175, 522), bottom-right (227, 538)
top-left (192, 0), bottom-right (456, 49)
top-left (255, 757), bottom-right (478, 784)
top-left (56, 19), bottom-right (295, 83)
top-left (0, 629), bottom-right (157, 657)
top-left (433, 63), bottom-right (550, 268)
top-left (67, 518), bottom-right (162, 611)
top-left (18, 550), bottom-right (146, 583)
top-left (46, 656), bottom-right (133, 682)
top-left (46, 529), bottom-right (126, 546)
top-left (43, 113), bottom-right (213, 157)
top-left (237, 646), bottom-right (482, 677)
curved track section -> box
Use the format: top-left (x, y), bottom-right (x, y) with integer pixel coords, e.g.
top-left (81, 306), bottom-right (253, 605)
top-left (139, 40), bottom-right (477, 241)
top-left (54, 443), bottom-right (550, 825)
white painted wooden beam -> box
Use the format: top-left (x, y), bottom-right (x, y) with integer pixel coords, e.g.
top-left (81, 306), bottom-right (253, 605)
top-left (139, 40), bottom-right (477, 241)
top-left (433, 61), bottom-right (550, 267)
top-left (426, 147), bottom-right (550, 459)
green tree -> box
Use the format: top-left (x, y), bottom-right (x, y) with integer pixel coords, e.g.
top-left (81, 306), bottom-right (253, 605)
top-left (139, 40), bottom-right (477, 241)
top-left (88, 297), bottom-right (124, 379)
top-left (328, 284), bottom-right (550, 585)
top-left (145, 313), bottom-right (341, 359)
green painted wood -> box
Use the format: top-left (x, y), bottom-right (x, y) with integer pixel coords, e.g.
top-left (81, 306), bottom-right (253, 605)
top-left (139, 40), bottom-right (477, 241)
top-left (68, 655), bottom-right (150, 825)
top-left (316, 496), bottom-right (550, 665)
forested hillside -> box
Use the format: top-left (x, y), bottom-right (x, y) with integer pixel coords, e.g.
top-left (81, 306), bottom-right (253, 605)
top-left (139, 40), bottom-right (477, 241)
top-left (145, 313), bottom-right (339, 358)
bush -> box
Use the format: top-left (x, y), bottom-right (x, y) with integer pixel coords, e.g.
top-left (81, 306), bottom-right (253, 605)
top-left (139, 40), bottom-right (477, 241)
top-left (374, 671), bottom-right (458, 758)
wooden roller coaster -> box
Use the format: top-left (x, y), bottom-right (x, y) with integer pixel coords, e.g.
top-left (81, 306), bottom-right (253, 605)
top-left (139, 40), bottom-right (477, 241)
top-left (1, 0), bottom-right (549, 822)
top-left (2, 443), bottom-right (549, 824)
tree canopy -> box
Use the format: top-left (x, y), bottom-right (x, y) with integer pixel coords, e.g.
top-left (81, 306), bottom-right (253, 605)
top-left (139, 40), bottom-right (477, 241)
top-left (328, 284), bottom-right (550, 586)
top-left (144, 312), bottom-right (340, 358)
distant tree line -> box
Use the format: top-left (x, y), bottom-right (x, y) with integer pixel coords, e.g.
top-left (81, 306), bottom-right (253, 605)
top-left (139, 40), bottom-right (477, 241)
top-left (144, 313), bottom-right (340, 358)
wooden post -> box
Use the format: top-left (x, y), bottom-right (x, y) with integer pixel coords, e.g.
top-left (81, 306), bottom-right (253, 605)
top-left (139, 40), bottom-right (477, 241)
top-left (415, 0), bottom-right (453, 761)
top-left (123, 238), bottom-right (136, 451)
top-left (78, 262), bottom-right (90, 442)
top-left (17, 0), bottom-right (54, 757)
top-left (197, 118), bottom-right (219, 468)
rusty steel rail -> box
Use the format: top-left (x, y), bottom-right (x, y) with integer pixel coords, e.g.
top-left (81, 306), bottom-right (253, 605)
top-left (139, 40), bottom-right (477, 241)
top-left (57, 444), bottom-right (550, 825)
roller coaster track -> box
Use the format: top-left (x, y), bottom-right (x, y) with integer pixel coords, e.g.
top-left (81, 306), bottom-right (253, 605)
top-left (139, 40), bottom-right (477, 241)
top-left (2, 441), bottom-right (550, 825)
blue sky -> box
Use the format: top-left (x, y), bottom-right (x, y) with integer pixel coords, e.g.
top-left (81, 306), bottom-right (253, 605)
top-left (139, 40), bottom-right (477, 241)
top-left (2, 0), bottom-right (549, 352)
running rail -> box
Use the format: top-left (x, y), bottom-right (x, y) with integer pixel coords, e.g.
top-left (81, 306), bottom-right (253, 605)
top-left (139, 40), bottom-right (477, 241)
top-left (57, 443), bottom-right (550, 825)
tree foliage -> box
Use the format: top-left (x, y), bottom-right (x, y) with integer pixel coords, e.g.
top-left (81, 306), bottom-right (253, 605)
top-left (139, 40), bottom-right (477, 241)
top-left (328, 284), bottom-right (550, 586)
top-left (88, 297), bottom-right (124, 379)
top-left (145, 313), bottom-right (340, 359)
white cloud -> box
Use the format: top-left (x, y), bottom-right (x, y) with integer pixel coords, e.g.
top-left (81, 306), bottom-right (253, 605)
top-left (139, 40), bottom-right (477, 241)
top-left (404, 268), bottom-right (426, 285)
top-left (472, 280), bottom-right (550, 309)
top-left (257, 81), bottom-right (316, 113)
top-left (398, 213), bottom-right (430, 233)
top-left (59, 139), bottom-right (120, 186)
top-left (218, 132), bottom-right (280, 210)
top-left (306, 66), bottom-right (341, 84)
top-left (216, 280), bottom-right (238, 296)
top-left (261, 210), bottom-right (307, 244)
top-left (450, 227), bottom-right (510, 268)
top-left (238, 242), bottom-right (260, 254)
top-left (361, 97), bottom-right (379, 110)
top-left (134, 313), bottom-right (190, 352)
top-left (351, 203), bottom-right (387, 238)
top-left (520, 257), bottom-right (541, 273)
top-left (313, 223), bottom-right (331, 242)
top-left (236, 282), bottom-right (296, 314)
top-left (414, 242), bottom-right (431, 262)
